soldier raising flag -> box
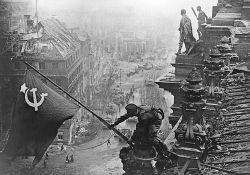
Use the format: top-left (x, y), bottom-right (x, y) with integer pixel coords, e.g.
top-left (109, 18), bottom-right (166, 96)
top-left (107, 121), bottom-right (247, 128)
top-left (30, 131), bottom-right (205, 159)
top-left (3, 61), bottom-right (134, 168)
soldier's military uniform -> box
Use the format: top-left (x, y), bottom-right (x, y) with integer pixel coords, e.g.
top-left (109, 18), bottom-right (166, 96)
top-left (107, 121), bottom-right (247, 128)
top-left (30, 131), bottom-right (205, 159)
top-left (111, 104), bottom-right (164, 145)
top-left (197, 6), bottom-right (208, 39)
top-left (177, 9), bottom-right (196, 54)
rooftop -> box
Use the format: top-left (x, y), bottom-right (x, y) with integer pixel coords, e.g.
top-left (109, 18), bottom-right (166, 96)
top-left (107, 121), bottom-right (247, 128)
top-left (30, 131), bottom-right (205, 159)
top-left (39, 18), bottom-right (80, 58)
top-left (21, 18), bottom-right (81, 59)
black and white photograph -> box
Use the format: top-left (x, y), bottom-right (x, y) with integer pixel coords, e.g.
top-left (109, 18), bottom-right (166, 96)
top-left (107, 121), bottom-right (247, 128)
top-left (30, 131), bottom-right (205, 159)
top-left (0, 0), bottom-right (250, 174)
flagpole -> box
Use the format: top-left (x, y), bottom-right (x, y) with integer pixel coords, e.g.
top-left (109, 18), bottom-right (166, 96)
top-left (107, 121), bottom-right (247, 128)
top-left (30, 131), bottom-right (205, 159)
top-left (36, 0), bottom-right (38, 34)
top-left (23, 61), bottom-right (132, 146)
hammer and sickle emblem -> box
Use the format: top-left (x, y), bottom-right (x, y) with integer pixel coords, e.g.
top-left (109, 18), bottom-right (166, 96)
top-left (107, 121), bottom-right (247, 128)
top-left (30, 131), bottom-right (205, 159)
top-left (20, 83), bottom-right (48, 111)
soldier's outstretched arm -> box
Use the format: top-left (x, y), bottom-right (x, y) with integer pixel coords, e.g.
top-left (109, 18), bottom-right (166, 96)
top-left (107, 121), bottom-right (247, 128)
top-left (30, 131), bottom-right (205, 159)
top-left (111, 114), bottom-right (130, 127)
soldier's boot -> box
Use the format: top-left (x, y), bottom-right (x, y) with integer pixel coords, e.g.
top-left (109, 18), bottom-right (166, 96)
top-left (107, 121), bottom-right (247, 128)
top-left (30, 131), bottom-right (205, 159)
top-left (185, 42), bottom-right (192, 54)
top-left (197, 29), bottom-right (201, 40)
top-left (175, 44), bottom-right (182, 55)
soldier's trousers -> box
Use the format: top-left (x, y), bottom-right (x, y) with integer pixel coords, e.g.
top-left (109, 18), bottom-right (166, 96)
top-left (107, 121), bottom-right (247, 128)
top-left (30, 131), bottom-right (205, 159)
top-left (179, 35), bottom-right (190, 53)
top-left (179, 34), bottom-right (195, 53)
top-left (148, 121), bottom-right (169, 157)
top-left (197, 25), bottom-right (203, 39)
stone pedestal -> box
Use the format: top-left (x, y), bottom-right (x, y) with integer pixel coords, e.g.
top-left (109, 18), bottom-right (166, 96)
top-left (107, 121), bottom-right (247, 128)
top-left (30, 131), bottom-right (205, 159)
top-left (212, 12), bottom-right (241, 26)
top-left (155, 77), bottom-right (183, 125)
top-left (234, 30), bottom-right (250, 58)
top-left (156, 52), bottom-right (205, 126)
top-left (203, 25), bottom-right (232, 54)
top-left (173, 54), bottom-right (204, 79)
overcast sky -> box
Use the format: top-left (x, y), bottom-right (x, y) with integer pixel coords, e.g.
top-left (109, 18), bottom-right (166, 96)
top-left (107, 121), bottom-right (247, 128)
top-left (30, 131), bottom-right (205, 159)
top-left (32, 0), bottom-right (217, 17)
top-left (38, 1), bottom-right (215, 20)
top-left (27, 0), bottom-right (217, 47)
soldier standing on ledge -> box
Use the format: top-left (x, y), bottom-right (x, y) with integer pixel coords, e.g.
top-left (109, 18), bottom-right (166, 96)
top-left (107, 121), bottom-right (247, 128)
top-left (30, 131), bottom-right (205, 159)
top-left (176, 9), bottom-right (196, 55)
top-left (197, 6), bottom-right (208, 39)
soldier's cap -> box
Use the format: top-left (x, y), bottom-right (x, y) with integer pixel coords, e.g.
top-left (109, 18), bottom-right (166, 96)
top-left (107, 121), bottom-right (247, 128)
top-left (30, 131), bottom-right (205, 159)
top-left (125, 103), bottom-right (138, 113)
top-left (197, 6), bottom-right (201, 10)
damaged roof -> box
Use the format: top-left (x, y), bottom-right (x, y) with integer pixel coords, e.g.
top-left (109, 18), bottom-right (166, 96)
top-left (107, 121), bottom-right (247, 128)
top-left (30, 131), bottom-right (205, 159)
top-left (38, 18), bottom-right (81, 59)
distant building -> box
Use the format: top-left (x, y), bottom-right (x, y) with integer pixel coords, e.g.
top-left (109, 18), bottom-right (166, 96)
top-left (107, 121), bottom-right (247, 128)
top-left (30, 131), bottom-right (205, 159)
top-left (118, 31), bottom-right (151, 60)
top-left (0, 0), bottom-right (29, 32)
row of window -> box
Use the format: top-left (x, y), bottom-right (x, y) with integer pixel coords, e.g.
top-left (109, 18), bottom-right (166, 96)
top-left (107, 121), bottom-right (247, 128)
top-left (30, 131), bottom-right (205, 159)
top-left (69, 63), bottom-right (83, 84)
top-left (41, 77), bottom-right (62, 86)
top-left (39, 62), bottom-right (59, 69)
top-left (14, 61), bottom-right (59, 70)
top-left (14, 62), bottom-right (83, 88)
top-left (14, 49), bottom-right (80, 71)
top-left (65, 49), bottom-right (80, 68)
top-left (57, 132), bottom-right (63, 140)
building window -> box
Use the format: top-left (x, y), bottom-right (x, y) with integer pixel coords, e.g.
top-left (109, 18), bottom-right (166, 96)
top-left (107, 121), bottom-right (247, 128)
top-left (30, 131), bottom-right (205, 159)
top-left (67, 59), bottom-right (70, 68)
top-left (65, 61), bottom-right (68, 68)
top-left (14, 62), bottom-right (21, 69)
top-left (70, 56), bottom-right (73, 64)
top-left (39, 62), bottom-right (45, 69)
top-left (41, 46), bottom-right (48, 52)
top-left (58, 132), bottom-right (63, 140)
top-left (52, 62), bottom-right (58, 69)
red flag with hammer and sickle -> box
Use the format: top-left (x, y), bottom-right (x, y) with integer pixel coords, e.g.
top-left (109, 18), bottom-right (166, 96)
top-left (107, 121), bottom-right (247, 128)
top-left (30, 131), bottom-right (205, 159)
top-left (3, 70), bottom-right (80, 166)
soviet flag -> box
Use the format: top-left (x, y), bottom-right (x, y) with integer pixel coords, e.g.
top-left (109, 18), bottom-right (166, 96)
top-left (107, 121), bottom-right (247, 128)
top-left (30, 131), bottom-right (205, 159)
top-left (3, 70), bottom-right (80, 166)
